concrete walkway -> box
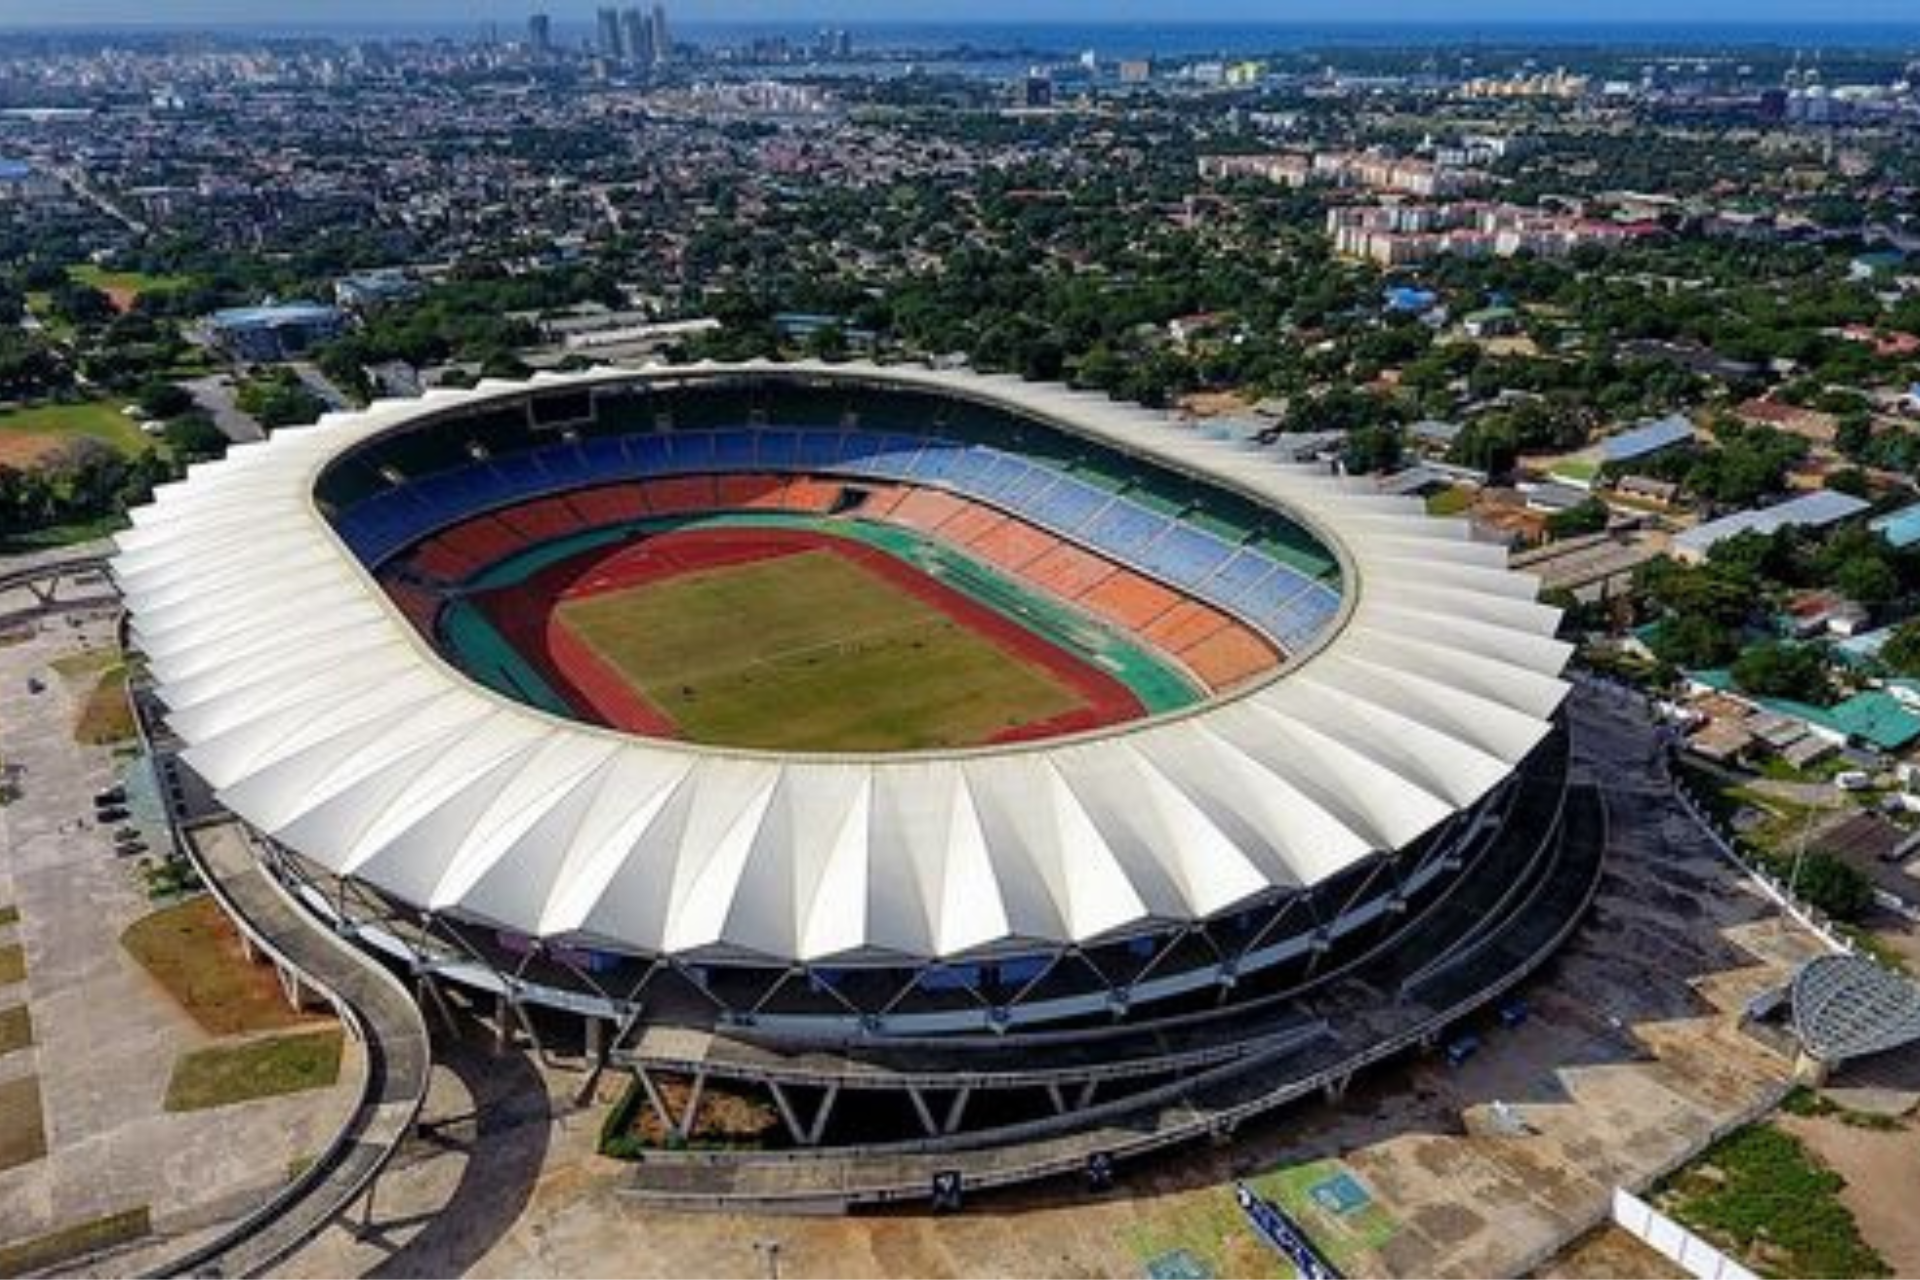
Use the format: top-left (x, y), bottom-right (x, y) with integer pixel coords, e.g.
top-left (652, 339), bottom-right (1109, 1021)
top-left (0, 614), bottom-right (358, 1260)
top-left (148, 823), bottom-right (431, 1279)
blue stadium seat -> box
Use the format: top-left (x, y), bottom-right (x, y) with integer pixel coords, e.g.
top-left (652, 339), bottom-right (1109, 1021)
top-left (795, 429), bottom-right (846, 469)
top-left (705, 430), bottom-right (756, 471)
top-left (1020, 476), bottom-right (1108, 533)
top-left (942, 445), bottom-right (999, 489)
top-left (1138, 524), bottom-right (1235, 587)
top-left (666, 431), bottom-right (716, 472)
top-left (577, 436), bottom-right (633, 479)
top-left (755, 430), bottom-right (799, 470)
top-left (1207, 550), bottom-right (1280, 605)
top-left (905, 440), bottom-right (964, 483)
top-left (1084, 499), bottom-right (1170, 558)
top-left (627, 434), bottom-right (673, 475)
top-left (533, 441), bottom-right (597, 488)
top-left (973, 451), bottom-right (1033, 499)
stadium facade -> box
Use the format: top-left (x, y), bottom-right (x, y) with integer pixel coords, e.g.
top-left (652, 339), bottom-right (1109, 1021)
top-left (114, 363), bottom-right (1583, 1177)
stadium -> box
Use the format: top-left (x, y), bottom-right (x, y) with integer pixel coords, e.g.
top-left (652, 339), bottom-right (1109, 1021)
top-left (113, 362), bottom-right (1589, 1192)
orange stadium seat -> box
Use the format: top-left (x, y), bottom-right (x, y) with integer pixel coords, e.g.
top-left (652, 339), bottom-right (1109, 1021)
top-left (495, 497), bottom-right (587, 543)
top-left (1023, 542), bottom-right (1117, 600)
top-left (438, 515), bottom-right (528, 566)
top-left (409, 542), bottom-right (474, 582)
top-left (782, 477), bottom-right (845, 514)
top-left (1143, 600), bottom-right (1232, 654)
top-left (1182, 625), bottom-right (1281, 691)
top-left (640, 476), bottom-right (719, 515)
top-left (568, 483), bottom-right (651, 526)
top-left (968, 520), bottom-right (1058, 572)
top-left (714, 473), bottom-right (790, 510)
top-left (888, 487), bottom-right (969, 534)
top-left (937, 501), bottom-right (1007, 548)
top-left (1081, 570), bottom-right (1184, 632)
top-left (852, 483), bottom-right (911, 518)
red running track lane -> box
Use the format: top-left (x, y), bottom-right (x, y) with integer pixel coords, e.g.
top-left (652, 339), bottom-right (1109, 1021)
top-left (470, 525), bottom-right (1146, 743)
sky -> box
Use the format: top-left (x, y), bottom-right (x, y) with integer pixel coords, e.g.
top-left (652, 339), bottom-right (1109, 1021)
top-left (3, 0), bottom-right (1918, 28)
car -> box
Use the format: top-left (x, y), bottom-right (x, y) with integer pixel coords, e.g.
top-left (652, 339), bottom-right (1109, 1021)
top-left (1836, 770), bottom-right (1874, 793)
top-left (95, 787), bottom-right (127, 805)
top-left (96, 806), bottom-right (129, 823)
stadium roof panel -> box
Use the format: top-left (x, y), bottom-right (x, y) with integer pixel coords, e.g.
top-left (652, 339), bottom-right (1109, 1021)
top-left (115, 362), bottom-right (1571, 964)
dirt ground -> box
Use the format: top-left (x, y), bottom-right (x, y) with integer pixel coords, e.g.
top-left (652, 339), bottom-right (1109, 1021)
top-left (1532, 1224), bottom-right (1685, 1279)
top-left (0, 433), bottom-right (60, 469)
top-left (1777, 1108), bottom-right (1920, 1276)
top-left (1176, 390), bottom-right (1254, 418)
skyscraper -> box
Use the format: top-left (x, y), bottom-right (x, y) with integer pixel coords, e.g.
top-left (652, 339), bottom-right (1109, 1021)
top-left (649, 4), bottom-right (671, 66)
top-left (619, 6), bottom-right (653, 67)
top-left (595, 7), bottom-right (622, 61)
top-left (527, 12), bottom-right (552, 56)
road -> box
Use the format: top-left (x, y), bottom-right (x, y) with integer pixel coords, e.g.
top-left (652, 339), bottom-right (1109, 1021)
top-left (182, 374), bottom-right (266, 444)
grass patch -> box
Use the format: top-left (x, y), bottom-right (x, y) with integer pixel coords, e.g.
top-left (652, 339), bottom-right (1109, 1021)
top-left (0, 399), bottom-right (150, 462)
top-left (0, 904), bottom-right (16, 926)
top-left (69, 263), bottom-right (192, 305)
top-left (1258, 1160), bottom-right (1400, 1277)
top-left (1119, 1162), bottom-right (1396, 1280)
top-left (0, 943), bottom-right (23, 986)
top-left (0, 512), bottom-right (133, 555)
top-left (1424, 485), bottom-right (1474, 516)
top-left (0, 1205), bottom-right (151, 1277)
top-left (0, 1075), bottom-right (46, 1170)
top-left (164, 1028), bottom-right (344, 1112)
top-left (557, 547), bottom-right (1087, 751)
top-left (50, 648), bottom-right (116, 681)
top-left (1657, 1122), bottom-right (1889, 1278)
top-left (121, 895), bottom-right (314, 1036)
top-left (73, 664), bottom-right (135, 745)
top-left (0, 1003), bottom-right (31, 1055)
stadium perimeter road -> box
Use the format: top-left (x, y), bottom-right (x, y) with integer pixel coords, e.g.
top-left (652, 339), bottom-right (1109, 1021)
top-left (139, 821), bottom-right (432, 1279)
top-left (262, 682), bottom-right (1832, 1280)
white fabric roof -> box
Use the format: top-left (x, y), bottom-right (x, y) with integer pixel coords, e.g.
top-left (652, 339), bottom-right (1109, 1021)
top-left (114, 362), bottom-right (1571, 965)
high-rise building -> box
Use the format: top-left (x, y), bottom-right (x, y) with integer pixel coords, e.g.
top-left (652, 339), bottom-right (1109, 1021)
top-left (595, 7), bottom-right (622, 60)
top-left (649, 4), bottom-right (671, 65)
top-left (527, 12), bottom-right (552, 55)
top-left (619, 7), bottom-right (652, 65)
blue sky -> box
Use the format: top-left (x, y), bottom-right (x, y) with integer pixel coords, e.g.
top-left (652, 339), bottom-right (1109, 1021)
top-left (6, 1), bottom-right (1919, 26)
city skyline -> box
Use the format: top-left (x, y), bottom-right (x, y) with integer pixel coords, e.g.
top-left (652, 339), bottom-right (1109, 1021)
top-left (4, 0), bottom-right (1920, 31)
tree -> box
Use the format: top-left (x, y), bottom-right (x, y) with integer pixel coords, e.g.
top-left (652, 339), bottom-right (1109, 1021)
top-left (1731, 642), bottom-right (1831, 705)
top-left (137, 380), bottom-right (194, 420)
top-left (1879, 621), bottom-right (1920, 676)
top-left (1792, 852), bottom-right (1873, 922)
top-left (1341, 424), bottom-right (1403, 476)
top-left (1547, 498), bottom-right (1609, 540)
top-left (161, 413), bottom-right (228, 462)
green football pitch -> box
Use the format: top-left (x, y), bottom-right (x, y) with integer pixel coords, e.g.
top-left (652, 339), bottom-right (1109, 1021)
top-left (555, 548), bottom-right (1091, 752)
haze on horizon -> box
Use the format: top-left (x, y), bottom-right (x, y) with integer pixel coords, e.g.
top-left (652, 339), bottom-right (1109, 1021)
top-left (3, 0), bottom-right (1917, 28)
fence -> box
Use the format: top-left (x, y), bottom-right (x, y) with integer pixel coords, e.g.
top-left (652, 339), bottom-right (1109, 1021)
top-left (1612, 1186), bottom-right (1760, 1280)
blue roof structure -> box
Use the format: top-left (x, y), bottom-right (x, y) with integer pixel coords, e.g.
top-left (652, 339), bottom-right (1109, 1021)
top-left (1383, 286), bottom-right (1438, 313)
top-left (1673, 490), bottom-right (1870, 560)
top-left (1871, 501), bottom-right (1920, 551)
top-left (211, 301), bottom-right (341, 329)
top-left (1600, 414), bottom-right (1694, 464)
top-left (0, 158), bottom-right (32, 180)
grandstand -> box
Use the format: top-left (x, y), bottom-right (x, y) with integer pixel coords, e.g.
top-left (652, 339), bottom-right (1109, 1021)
top-left (113, 362), bottom-right (1577, 1174)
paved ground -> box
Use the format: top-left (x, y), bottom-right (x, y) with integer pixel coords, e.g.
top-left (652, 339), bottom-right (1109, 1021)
top-left (181, 374), bottom-right (264, 444)
top-left (256, 685), bottom-right (1830, 1280)
top-left (0, 609), bottom-right (360, 1257)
